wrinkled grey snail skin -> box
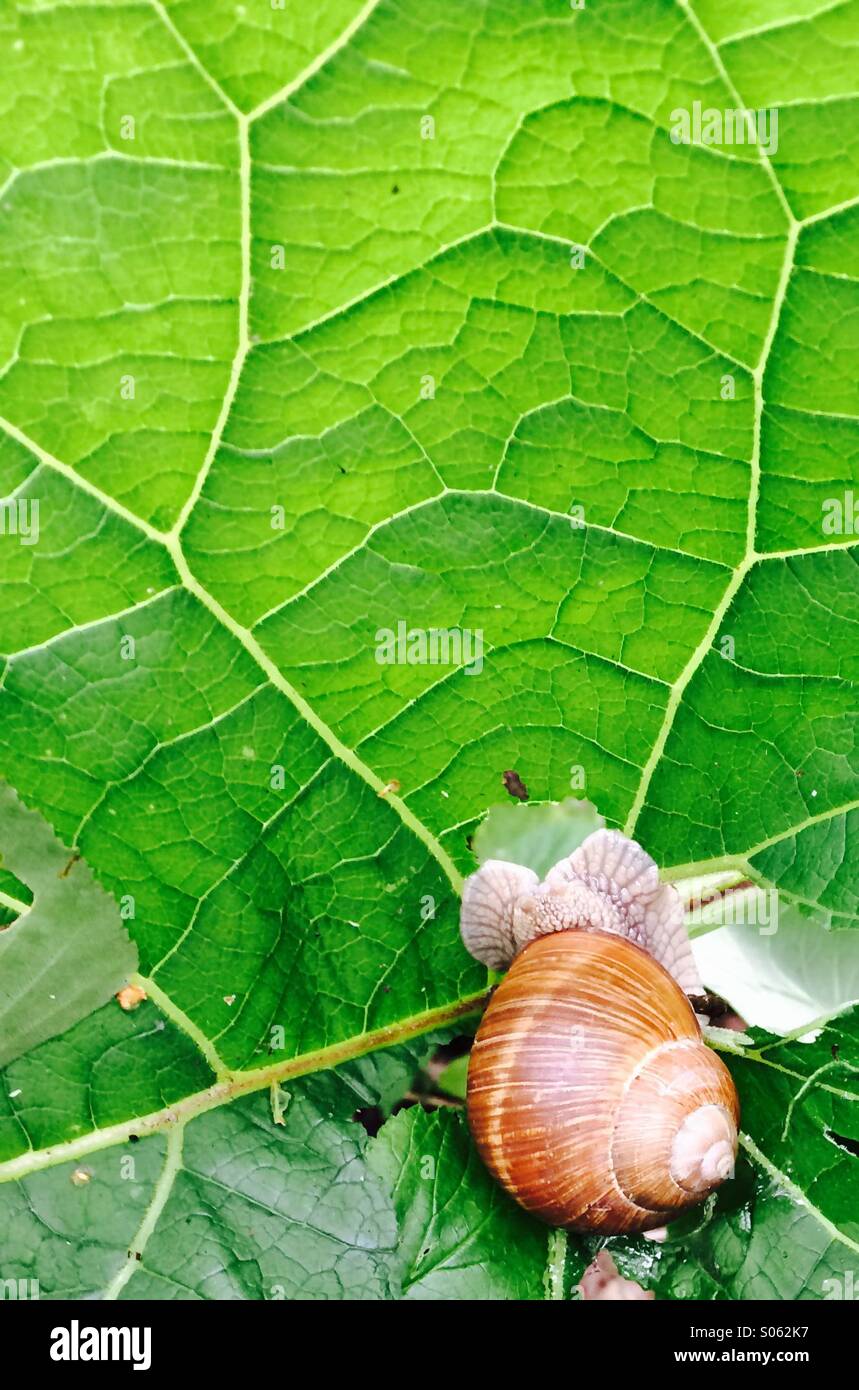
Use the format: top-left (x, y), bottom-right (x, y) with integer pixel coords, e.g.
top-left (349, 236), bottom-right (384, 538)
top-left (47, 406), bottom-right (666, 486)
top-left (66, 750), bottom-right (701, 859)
top-left (459, 829), bottom-right (740, 1234)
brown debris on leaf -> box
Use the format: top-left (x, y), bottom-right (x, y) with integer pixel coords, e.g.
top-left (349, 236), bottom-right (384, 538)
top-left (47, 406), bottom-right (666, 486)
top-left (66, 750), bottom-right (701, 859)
top-left (59, 851), bottom-right (81, 879)
top-left (502, 769), bottom-right (529, 801)
top-left (115, 984), bottom-right (147, 1011)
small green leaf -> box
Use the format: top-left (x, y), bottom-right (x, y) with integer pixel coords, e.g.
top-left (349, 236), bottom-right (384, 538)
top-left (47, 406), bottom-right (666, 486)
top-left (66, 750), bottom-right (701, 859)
top-left (369, 1106), bottom-right (581, 1299)
top-left (436, 1054), bottom-right (469, 1101)
top-left (473, 798), bottom-right (605, 878)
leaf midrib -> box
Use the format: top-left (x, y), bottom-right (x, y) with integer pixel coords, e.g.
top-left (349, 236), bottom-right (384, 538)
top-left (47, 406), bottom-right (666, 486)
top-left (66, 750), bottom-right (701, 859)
top-left (0, 988), bottom-right (487, 1184)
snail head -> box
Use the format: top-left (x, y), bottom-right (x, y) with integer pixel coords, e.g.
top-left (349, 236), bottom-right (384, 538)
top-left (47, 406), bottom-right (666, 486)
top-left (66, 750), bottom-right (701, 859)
top-left (461, 828), bottom-right (702, 996)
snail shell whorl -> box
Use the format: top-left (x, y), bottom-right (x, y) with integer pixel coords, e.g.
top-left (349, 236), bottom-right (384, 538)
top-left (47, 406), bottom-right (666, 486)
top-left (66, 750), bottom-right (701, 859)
top-left (466, 931), bottom-right (739, 1234)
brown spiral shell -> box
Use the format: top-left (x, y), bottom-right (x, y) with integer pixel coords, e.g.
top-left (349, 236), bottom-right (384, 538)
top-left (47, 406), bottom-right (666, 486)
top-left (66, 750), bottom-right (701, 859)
top-left (466, 929), bottom-right (740, 1234)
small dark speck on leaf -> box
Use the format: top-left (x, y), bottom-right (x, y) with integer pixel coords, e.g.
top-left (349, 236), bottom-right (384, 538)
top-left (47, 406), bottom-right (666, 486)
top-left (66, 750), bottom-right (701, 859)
top-left (465, 833), bottom-right (474, 851)
top-left (129, 1134), bottom-right (139, 1143)
top-left (391, 184), bottom-right (399, 193)
top-left (832, 1043), bottom-right (840, 1059)
top-left (502, 769), bottom-right (529, 801)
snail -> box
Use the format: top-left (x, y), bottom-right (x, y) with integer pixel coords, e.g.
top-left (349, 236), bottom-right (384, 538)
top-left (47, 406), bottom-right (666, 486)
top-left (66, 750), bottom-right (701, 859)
top-left (460, 829), bottom-right (739, 1234)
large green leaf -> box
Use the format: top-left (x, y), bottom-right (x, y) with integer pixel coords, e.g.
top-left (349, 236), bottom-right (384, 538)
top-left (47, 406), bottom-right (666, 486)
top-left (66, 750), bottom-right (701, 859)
top-left (0, 0), bottom-right (857, 1298)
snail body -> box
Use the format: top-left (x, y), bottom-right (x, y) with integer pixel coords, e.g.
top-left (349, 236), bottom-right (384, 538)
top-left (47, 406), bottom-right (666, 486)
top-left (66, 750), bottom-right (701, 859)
top-left (460, 829), bottom-right (739, 1235)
